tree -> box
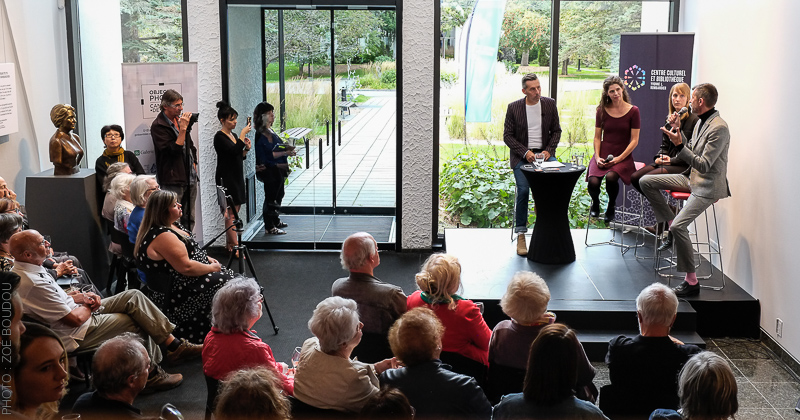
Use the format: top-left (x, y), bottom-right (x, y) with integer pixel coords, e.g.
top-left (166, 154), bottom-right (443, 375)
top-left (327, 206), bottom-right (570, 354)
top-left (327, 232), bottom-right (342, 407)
top-left (499, 7), bottom-right (549, 66)
top-left (558, 2), bottom-right (642, 74)
top-left (441, 0), bottom-right (475, 33)
top-left (120, 0), bottom-right (183, 63)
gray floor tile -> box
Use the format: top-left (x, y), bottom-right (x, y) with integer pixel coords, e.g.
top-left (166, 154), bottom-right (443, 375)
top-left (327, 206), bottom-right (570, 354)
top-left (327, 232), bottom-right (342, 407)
top-left (712, 338), bottom-right (774, 360)
top-left (735, 408), bottom-right (784, 420)
top-left (778, 408), bottom-right (800, 418)
top-left (732, 359), bottom-right (798, 383)
top-left (736, 379), bottom-right (774, 409)
top-left (751, 381), bottom-right (800, 409)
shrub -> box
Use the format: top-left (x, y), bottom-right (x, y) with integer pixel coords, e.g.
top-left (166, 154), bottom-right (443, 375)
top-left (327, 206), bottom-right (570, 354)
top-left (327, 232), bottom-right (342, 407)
top-left (440, 71), bottom-right (458, 88)
top-left (446, 112), bottom-right (465, 139)
top-left (380, 69), bottom-right (397, 85)
top-left (374, 55), bottom-right (392, 63)
top-left (440, 150), bottom-right (516, 227)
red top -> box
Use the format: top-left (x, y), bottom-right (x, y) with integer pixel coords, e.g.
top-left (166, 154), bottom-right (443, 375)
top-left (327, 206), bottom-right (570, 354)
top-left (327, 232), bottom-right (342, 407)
top-left (407, 290), bottom-right (491, 366)
top-left (587, 105), bottom-right (641, 184)
top-left (202, 327), bottom-right (294, 395)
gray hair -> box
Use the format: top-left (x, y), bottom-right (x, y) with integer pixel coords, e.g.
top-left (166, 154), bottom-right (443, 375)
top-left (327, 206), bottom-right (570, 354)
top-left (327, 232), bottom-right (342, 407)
top-left (130, 175), bottom-right (157, 207)
top-left (340, 232), bottom-right (377, 270)
top-left (103, 162), bottom-right (131, 192)
top-left (0, 213), bottom-right (24, 243)
top-left (308, 296), bottom-right (360, 353)
top-left (679, 351), bottom-right (738, 419)
top-left (109, 173), bottom-right (136, 201)
top-left (92, 333), bottom-right (148, 395)
top-left (636, 282), bottom-right (678, 328)
top-left (160, 89), bottom-right (183, 111)
top-left (692, 83), bottom-right (718, 108)
top-left (521, 73), bottom-right (539, 88)
top-left (500, 271), bottom-right (550, 325)
top-left (211, 277), bottom-right (262, 334)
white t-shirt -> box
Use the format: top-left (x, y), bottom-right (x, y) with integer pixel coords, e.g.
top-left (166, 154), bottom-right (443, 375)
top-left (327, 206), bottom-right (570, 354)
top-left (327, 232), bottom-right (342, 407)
top-left (526, 101), bottom-right (543, 149)
top-left (14, 261), bottom-right (88, 352)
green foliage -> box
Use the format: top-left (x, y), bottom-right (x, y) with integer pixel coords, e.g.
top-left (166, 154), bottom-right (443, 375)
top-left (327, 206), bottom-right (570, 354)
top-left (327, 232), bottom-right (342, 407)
top-left (374, 55), bottom-right (392, 63)
top-left (380, 69), bottom-right (397, 85)
top-left (120, 0), bottom-right (183, 62)
top-left (441, 0), bottom-right (474, 32)
top-left (440, 71), bottom-right (458, 88)
top-left (440, 151), bottom-right (514, 227)
top-left (559, 2), bottom-right (642, 72)
top-left (446, 112), bottom-right (465, 140)
top-left (503, 61), bottom-right (520, 74)
top-left (500, 7), bottom-right (550, 59)
top-left (266, 78), bottom-right (332, 135)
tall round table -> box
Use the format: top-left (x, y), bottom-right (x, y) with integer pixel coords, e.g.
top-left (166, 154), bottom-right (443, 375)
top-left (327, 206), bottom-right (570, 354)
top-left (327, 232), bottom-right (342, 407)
top-left (521, 162), bottom-right (586, 264)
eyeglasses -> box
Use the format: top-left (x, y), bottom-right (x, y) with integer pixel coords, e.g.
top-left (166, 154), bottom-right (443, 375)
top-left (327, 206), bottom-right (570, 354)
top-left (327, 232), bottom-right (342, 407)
top-left (104, 133), bottom-right (121, 139)
top-left (167, 102), bottom-right (184, 109)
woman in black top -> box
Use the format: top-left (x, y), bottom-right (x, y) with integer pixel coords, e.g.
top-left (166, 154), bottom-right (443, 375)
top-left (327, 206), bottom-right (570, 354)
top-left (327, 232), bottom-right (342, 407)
top-left (213, 101), bottom-right (252, 251)
top-left (630, 83), bottom-right (699, 232)
top-left (95, 124), bottom-right (145, 203)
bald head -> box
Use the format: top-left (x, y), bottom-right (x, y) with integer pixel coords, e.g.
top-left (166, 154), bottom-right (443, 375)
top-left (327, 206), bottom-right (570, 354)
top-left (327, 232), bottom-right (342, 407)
top-left (340, 232), bottom-right (378, 272)
top-left (93, 333), bottom-right (149, 396)
top-left (8, 230), bottom-right (47, 265)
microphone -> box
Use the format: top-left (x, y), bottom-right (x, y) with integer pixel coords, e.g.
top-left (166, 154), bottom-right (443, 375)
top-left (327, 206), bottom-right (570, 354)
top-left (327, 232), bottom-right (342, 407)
top-left (606, 154), bottom-right (614, 162)
top-left (664, 107), bottom-right (688, 129)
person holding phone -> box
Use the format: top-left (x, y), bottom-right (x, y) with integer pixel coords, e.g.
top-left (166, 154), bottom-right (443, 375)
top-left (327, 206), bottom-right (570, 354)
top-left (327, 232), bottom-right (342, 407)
top-left (253, 102), bottom-right (296, 235)
top-left (213, 101), bottom-right (252, 252)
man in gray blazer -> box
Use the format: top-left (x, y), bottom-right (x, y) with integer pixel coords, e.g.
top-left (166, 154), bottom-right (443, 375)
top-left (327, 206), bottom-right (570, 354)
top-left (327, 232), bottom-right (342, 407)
top-left (640, 83), bottom-right (730, 297)
top-left (503, 73), bottom-right (562, 256)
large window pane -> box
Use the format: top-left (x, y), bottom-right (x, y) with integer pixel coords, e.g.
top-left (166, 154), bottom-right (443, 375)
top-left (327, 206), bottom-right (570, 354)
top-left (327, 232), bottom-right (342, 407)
top-left (121, 0), bottom-right (184, 62)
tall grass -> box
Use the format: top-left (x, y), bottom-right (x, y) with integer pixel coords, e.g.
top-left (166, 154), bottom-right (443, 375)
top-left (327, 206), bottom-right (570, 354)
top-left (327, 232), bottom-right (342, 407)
top-left (266, 77), bottom-right (333, 135)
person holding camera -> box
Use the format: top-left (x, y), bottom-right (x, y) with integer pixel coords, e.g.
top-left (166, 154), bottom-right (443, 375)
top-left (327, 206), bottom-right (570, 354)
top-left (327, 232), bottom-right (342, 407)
top-left (151, 89), bottom-right (199, 231)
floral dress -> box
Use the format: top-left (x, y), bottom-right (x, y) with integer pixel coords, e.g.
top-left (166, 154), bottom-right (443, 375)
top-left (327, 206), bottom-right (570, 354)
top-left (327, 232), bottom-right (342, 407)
top-left (137, 224), bottom-right (233, 343)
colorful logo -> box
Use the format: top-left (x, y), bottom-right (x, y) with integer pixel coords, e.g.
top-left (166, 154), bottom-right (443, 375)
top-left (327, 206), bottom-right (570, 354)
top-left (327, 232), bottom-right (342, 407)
top-left (623, 65), bottom-right (646, 91)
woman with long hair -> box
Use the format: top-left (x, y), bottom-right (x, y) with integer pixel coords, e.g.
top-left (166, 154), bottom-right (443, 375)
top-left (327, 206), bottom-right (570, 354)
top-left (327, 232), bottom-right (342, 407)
top-left (253, 102), bottom-right (295, 235)
top-left (587, 75), bottom-right (641, 223)
top-left (492, 323), bottom-right (608, 419)
top-left (213, 101), bottom-right (251, 251)
top-left (10, 322), bottom-right (69, 419)
top-left (135, 190), bottom-right (233, 342)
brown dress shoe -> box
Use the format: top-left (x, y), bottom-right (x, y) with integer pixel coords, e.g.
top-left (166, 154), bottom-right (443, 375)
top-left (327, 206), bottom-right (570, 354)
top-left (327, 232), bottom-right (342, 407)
top-left (517, 233), bottom-right (528, 256)
top-left (164, 338), bottom-right (203, 365)
top-left (142, 365), bottom-right (183, 394)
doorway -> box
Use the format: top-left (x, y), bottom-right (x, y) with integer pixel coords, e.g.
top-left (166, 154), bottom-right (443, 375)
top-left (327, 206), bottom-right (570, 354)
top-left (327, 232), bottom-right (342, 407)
top-left (224, 3), bottom-right (398, 249)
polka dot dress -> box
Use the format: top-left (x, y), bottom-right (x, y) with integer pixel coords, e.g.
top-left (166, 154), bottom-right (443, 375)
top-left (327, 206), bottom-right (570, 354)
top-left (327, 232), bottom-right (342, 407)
top-left (137, 224), bottom-right (233, 344)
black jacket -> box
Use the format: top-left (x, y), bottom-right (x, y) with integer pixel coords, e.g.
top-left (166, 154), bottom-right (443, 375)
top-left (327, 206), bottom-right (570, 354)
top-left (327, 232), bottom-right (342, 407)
top-left (150, 111), bottom-right (197, 186)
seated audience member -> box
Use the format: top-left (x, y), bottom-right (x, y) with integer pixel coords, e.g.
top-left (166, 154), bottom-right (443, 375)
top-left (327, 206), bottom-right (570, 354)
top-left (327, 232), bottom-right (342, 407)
top-left (108, 173), bottom-right (139, 294)
top-left (293, 296), bottom-right (398, 413)
top-left (0, 197), bottom-right (27, 232)
top-left (332, 232), bottom-right (406, 361)
top-left (380, 307), bottom-right (491, 420)
top-left (203, 277), bottom-right (294, 394)
top-left (407, 253), bottom-right (491, 381)
top-left (0, 213), bottom-right (24, 271)
top-left (111, 173), bottom-right (137, 236)
top-left (102, 162), bottom-right (134, 221)
top-left (128, 175), bottom-right (159, 285)
top-left (135, 190), bottom-right (233, 342)
top-left (359, 387), bottom-right (415, 420)
top-left (603, 282), bottom-right (701, 416)
top-left (215, 367), bottom-right (292, 420)
top-left (650, 351), bottom-right (738, 420)
top-left (0, 175), bottom-right (16, 200)
top-left (10, 230), bottom-right (200, 393)
top-left (492, 323), bottom-right (609, 420)
top-left (95, 124), bottom-right (146, 192)
top-left (489, 271), bottom-right (596, 403)
top-left (71, 333), bottom-right (152, 419)
top-left (10, 322), bottom-right (68, 419)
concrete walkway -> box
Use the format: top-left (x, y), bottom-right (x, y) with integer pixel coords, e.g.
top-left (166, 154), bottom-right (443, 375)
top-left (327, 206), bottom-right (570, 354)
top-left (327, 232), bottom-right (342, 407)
top-left (283, 92), bottom-right (396, 208)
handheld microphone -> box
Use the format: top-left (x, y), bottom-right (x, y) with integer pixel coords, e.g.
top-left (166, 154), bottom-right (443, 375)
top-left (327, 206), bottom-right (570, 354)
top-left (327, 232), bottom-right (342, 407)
top-left (663, 107), bottom-right (688, 129)
top-left (606, 154), bottom-right (614, 162)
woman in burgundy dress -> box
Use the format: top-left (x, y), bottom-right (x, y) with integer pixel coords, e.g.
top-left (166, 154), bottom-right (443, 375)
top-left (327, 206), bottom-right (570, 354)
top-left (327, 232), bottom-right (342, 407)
top-left (587, 76), bottom-right (641, 223)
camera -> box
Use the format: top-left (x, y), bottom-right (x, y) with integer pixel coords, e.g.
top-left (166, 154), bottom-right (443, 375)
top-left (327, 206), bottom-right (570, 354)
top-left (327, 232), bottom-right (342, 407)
top-left (187, 112), bottom-right (200, 131)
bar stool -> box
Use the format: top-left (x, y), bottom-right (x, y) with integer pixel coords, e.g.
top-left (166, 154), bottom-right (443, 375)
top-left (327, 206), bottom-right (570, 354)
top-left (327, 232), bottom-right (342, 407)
top-left (585, 162), bottom-right (647, 254)
top-left (655, 191), bottom-right (725, 290)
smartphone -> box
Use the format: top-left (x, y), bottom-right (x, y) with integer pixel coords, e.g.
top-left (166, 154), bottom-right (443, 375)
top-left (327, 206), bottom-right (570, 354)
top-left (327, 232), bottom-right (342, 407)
top-left (246, 116), bottom-right (252, 126)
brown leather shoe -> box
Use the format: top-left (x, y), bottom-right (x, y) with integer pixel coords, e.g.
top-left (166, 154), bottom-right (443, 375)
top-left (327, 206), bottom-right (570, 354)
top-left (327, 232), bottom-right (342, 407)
top-left (516, 233), bottom-right (528, 256)
top-left (142, 365), bottom-right (183, 394)
top-left (164, 338), bottom-right (203, 365)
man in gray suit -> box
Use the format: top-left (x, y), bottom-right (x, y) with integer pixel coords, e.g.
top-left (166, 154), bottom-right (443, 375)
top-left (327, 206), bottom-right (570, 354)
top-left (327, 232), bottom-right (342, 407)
top-left (503, 73), bottom-right (562, 256)
top-left (640, 83), bottom-right (730, 297)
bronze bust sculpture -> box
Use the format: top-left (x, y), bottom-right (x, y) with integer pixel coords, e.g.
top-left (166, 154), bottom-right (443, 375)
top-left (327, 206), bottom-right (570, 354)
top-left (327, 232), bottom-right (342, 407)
top-left (49, 104), bottom-right (84, 175)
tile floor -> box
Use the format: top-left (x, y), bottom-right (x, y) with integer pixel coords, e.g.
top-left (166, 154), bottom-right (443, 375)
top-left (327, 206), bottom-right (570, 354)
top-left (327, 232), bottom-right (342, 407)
top-left (592, 338), bottom-right (800, 419)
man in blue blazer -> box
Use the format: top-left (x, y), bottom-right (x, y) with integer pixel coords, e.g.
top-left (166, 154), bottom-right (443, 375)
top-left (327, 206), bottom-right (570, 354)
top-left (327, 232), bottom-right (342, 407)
top-left (641, 83), bottom-right (730, 297)
top-left (503, 73), bottom-right (562, 256)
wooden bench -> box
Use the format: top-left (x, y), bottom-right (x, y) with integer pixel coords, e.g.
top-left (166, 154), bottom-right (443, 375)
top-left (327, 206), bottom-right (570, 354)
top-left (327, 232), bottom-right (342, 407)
top-left (280, 127), bottom-right (312, 145)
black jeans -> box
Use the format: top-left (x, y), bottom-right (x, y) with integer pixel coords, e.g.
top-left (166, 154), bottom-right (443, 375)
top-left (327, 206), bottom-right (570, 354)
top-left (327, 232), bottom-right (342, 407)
top-left (259, 165), bottom-right (285, 230)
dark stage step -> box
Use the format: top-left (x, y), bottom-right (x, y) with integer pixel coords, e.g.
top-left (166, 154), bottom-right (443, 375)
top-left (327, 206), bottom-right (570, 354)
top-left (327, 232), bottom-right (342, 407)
top-left (445, 228), bottom-right (760, 340)
top-left (241, 214), bottom-right (396, 250)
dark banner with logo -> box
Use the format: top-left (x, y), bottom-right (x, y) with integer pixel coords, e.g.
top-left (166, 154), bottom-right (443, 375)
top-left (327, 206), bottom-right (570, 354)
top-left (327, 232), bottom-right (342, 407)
top-left (616, 33), bottom-right (694, 223)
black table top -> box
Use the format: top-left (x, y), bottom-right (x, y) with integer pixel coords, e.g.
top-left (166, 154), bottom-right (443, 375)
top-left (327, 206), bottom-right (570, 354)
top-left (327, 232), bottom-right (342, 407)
top-left (519, 162), bottom-right (585, 174)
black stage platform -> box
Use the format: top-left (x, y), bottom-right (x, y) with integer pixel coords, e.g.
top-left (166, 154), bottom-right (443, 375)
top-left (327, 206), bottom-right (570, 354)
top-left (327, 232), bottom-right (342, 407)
top-left (444, 228), bottom-right (761, 361)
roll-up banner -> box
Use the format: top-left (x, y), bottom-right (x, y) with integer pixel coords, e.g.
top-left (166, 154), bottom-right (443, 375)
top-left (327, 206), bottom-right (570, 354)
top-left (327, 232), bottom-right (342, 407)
top-left (618, 33), bottom-right (694, 223)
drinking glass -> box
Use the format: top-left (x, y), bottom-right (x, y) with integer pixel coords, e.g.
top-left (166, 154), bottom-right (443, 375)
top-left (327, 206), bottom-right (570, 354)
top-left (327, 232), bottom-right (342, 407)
top-left (291, 346), bottom-right (302, 369)
top-left (62, 415), bottom-right (81, 420)
top-left (534, 153), bottom-right (545, 167)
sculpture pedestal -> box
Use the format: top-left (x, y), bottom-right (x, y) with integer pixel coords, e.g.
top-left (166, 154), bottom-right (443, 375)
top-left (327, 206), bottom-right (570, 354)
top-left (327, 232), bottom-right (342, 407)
top-left (26, 169), bottom-right (108, 289)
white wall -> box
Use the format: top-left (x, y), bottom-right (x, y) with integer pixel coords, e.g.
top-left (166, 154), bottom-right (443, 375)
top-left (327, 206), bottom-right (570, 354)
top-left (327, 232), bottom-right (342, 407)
top-left (0, 0), bottom-right (71, 203)
top-left (78, 0), bottom-right (124, 163)
top-left (681, 0), bottom-right (800, 359)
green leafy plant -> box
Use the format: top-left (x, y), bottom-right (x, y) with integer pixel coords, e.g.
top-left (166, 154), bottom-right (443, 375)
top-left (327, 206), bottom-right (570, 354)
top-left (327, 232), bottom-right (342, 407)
top-left (440, 71), bottom-right (458, 87)
top-left (440, 151), bottom-right (515, 227)
top-left (380, 69), bottom-right (397, 85)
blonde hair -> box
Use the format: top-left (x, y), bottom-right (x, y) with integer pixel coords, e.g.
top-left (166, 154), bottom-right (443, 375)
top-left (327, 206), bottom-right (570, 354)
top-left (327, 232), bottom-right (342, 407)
top-left (668, 83), bottom-right (691, 121)
top-left (414, 253), bottom-right (462, 310)
top-left (500, 271), bottom-right (550, 324)
top-left (215, 367), bottom-right (291, 420)
top-left (388, 307), bottom-right (444, 367)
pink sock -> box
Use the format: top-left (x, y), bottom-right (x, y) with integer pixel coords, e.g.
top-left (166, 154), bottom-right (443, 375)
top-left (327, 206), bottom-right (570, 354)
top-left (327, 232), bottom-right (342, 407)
top-left (685, 272), bottom-right (698, 285)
